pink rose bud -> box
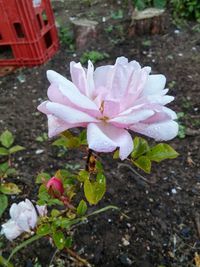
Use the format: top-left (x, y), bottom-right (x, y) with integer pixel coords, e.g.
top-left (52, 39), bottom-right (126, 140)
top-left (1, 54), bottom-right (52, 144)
top-left (46, 177), bottom-right (64, 198)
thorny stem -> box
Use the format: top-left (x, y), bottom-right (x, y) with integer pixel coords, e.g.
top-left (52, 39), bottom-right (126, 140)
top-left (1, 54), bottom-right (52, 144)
top-left (59, 196), bottom-right (75, 210)
top-left (65, 247), bottom-right (92, 267)
top-left (118, 162), bottom-right (156, 184)
top-left (85, 149), bottom-right (93, 171)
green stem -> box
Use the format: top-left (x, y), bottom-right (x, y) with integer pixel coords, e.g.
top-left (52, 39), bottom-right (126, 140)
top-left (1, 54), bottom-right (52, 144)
top-left (7, 234), bottom-right (42, 263)
top-left (87, 205), bottom-right (119, 217)
top-left (0, 255), bottom-right (14, 267)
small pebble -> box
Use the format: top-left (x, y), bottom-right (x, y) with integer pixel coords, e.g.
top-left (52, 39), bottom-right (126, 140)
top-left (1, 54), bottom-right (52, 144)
top-left (174, 29), bottom-right (180, 34)
top-left (122, 237), bottom-right (130, 246)
top-left (119, 254), bottom-right (132, 266)
top-left (35, 149), bottom-right (44, 155)
top-left (171, 188), bottom-right (177, 194)
top-left (126, 223), bottom-right (131, 228)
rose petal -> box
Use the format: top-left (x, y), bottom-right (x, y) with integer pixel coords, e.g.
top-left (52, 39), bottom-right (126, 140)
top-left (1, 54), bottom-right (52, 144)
top-left (103, 100), bottom-right (121, 118)
top-left (70, 61), bottom-right (87, 95)
top-left (110, 109), bottom-right (154, 127)
top-left (130, 120), bottom-right (179, 141)
top-left (47, 70), bottom-right (99, 114)
top-left (46, 102), bottom-right (98, 125)
top-left (86, 60), bottom-right (95, 98)
top-left (17, 213), bottom-right (31, 232)
top-left (1, 220), bottom-right (23, 241)
top-left (10, 203), bottom-right (19, 221)
top-left (36, 205), bottom-right (47, 217)
top-left (142, 74), bottom-right (166, 96)
top-left (47, 84), bottom-right (70, 106)
top-left (87, 123), bottom-right (133, 160)
top-left (47, 114), bottom-right (85, 138)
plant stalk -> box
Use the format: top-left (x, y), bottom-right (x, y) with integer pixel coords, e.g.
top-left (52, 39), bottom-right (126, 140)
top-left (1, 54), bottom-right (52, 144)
top-left (65, 247), bottom-right (92, 267)
top-left (0, 255), bottom-right (14, 267)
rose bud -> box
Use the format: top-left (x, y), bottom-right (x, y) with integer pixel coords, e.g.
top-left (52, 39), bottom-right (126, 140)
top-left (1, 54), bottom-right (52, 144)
top-left (46, 177), bottom-right (64, 198)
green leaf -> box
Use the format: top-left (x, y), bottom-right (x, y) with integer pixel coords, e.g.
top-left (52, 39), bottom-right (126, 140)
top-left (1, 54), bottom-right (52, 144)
top-left (37, 184), bottom-right (50, 204)
top-left (0, 162), bottom-right (16, 178)
top-left (36, 172), bottom-right (51, 184)
top-left (0, 162), bottom-right (9, 173)
top-left (135, 0), bottom-right (146, 10)
top-left (52, 137), bottom-right (68, 147)
top-left (9, 145), bottom-right (25, 154)
top-left (131, 137), bottom-right (150, 159)
top-left (53, 231), bottom-right (65, 250)
top-left (67, 137), bottom-right (81, 148)
top-left (84, 180), bottom-right (95, 205)
top-left (84, 174), bottom-right (106, 205)
top-left (133, 156), bottom-right (152, 174)
top-left (0, 194), bottom-right (8, 217)
top-left (36, 224), bottom-right (51, 236)
top-left (60, 218), bottom-right (71, 229)
top-left (0, 183), bottom-right (21, 195)
top-left (77, 170), bottom-right (89, 182)
top-left (61, 130), bottom-right (73, 139)
top-left (146, 143), bottom-right (179, 162)
top-left (48, 199), bottom-right (63, 206)
top-left (77, 200), bottom-right (87, 216)
top-left (61, 131), bottom-right (81, 148)
top-left (53, 136), bottom-right (80, 148)
top-left (0, 130), bottom-right (14, 148)
top-left (153, 0), bottom-right (166, 9)
top-left (113, 150), bottom-right (119, 159)
top-left (178, 124), bottom-right (186, 139)
top-left (65, 236), bottom-right (73, 248)
top-left (51, 209), bottom-right (61, 217)
top-left (96, 161), bottom-right (103, 173)
top-left (0, 147), bottom-right (9, 156)
top-left (5, 168), bottom-right (17, 176)
top-left (79, 129), bottom-right (87, 145)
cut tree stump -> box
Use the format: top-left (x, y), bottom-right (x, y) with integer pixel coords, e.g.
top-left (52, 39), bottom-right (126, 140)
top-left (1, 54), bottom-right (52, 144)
top-left (128, 8), bottom-right (166, 37)
top-left (71, 19), bottom-right (98, 49)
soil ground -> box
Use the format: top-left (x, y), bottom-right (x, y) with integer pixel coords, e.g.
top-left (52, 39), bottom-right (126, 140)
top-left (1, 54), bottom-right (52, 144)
top-left (0, 1), bottom-right (200, 267)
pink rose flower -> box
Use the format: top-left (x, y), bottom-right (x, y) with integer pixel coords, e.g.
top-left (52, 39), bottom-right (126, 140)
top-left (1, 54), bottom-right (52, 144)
top-left (46, 177), bottom-right (64, 197)
top-left (38, 57), bottom-right (178, 160)
top-left (1, 199), bottom-right (45, 241)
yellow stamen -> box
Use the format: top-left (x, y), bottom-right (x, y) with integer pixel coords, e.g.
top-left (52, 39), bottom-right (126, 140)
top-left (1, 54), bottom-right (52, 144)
top-left (99, 101), bottom-right (104, 113)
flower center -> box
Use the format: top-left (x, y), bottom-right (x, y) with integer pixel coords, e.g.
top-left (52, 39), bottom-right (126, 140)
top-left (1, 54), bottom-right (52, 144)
top-left (98, 101), bottom-right (109, 122)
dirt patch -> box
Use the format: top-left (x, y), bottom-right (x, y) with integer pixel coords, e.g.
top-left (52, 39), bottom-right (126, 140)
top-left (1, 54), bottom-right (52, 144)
top-left (0, 1), bottom-right (200, 267)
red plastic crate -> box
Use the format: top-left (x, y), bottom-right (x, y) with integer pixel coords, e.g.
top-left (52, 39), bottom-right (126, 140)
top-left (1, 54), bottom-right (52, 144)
top-left (0, 0), bottom-right (59, 69)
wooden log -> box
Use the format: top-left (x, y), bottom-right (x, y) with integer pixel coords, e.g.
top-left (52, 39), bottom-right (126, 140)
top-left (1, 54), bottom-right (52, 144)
top-left (71, 19), bottom-right (98, 49)
top-left (128, 8), bottom-right (166, 37)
